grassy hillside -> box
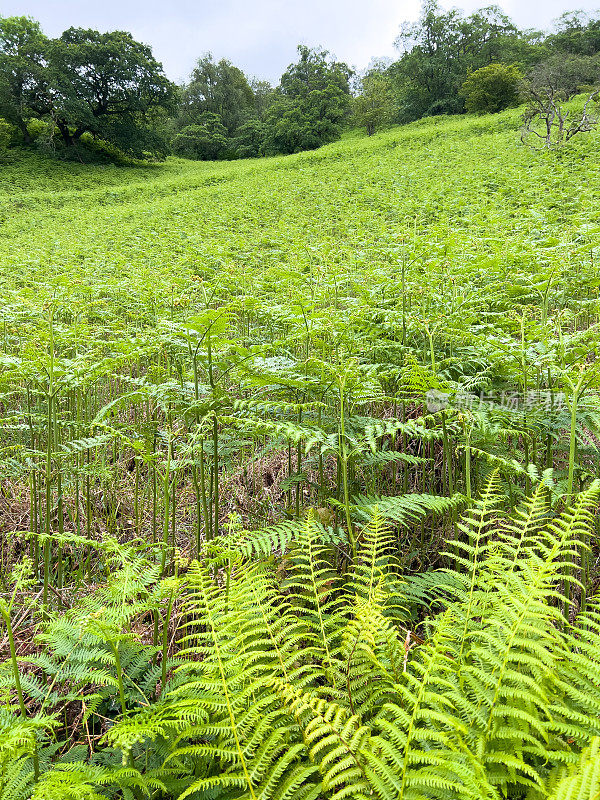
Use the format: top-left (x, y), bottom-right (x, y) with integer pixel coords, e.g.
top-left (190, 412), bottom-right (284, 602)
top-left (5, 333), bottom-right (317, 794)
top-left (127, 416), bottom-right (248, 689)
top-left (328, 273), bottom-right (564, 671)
top-left (1, 108), bottom-right (598, 310)
top-left (2, 110), bottom-right (600, 799)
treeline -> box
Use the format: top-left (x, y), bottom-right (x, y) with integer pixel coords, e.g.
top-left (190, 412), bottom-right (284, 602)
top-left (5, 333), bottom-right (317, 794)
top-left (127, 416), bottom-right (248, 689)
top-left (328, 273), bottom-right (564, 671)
top-left (171, 47), bottom-right (351, 160)
top-left (1, 2), bottom-right (600, 162)
top-left (384, 2), bottom-right (598, 120)
top-left (0, 16), bottom-right (351, 161)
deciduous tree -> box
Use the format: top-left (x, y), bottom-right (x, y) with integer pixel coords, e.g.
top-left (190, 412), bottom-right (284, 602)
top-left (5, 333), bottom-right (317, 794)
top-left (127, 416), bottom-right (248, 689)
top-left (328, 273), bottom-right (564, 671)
top-left (172, 112), bottom-right (231, 160)
top-left (547, 11), bottom-right (600, 56)
top-left (354, 72), bottom-right (396, 135)
top-left (0, 18), bottom-right (176, 158)
top-left (391, 1), bottom-right (541, 121)
top-left (232, 117), bottom-right (267, 158)
top-left (49, 28), bottom-right (176, 157)
top-left (263, 46), bottom-right (352, 154)
top-left (0, 16), bottom-right (50, 143)
top-left (180, 54), bottom-right (254, 136)
top-left (521, 54), bottom-right (600, 147)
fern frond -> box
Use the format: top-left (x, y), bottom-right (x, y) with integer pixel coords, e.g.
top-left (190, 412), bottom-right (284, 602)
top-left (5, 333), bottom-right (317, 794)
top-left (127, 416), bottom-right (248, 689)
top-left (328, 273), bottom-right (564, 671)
top-left (274, 681), bottom-right (373, 800)
top-left (455, 481), bottom-right (600, 794)
top-left (540, 738), bottom-right (600, 800)
top-left (350, 491), bottom-right (465, 526)
top-left (367, 610), bottom-right (496, 800)
top-left (282, 512), bottom-right (347, 690)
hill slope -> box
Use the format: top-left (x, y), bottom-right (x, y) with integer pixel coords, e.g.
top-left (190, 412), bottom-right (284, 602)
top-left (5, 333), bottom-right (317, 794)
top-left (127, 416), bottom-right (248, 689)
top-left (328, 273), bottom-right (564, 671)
top-left (2, 109), bottom-right (600, 800)
top-left (1, 109), bottom-right (599, 316)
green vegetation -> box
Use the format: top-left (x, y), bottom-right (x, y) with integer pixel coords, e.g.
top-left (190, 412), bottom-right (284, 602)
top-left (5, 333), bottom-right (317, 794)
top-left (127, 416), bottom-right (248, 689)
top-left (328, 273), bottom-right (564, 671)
top-left (353, 73), bottom-right (396, 135)
top-left (172, 115), bottom-right (233, 161)
top-left (387, 1), bottom-right (541, 121)
top-left (1, 105), bottom-right (600, 797)
top-left (460, 63), bottom-right (522, 114)
top-left (0, 17), bottom-right (175, 158)
top-left (4, 3), bottom-right (600, 164)
top-left (178, 54), bottom-right (256, 137)
top-left (522, 55), bottom-right (600, 148)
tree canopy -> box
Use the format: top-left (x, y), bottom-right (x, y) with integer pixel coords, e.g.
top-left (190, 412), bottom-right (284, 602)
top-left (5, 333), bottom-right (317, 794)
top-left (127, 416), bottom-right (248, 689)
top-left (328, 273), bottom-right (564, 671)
top-left (263, 46), bottom-right (352, 154)
top-left (50, 28), bottom-right (176, 154)
top-left (389, 1), bottom-right (541, 120)
top-left (547, 11), bottom-right (600, 56)
top-left (4, 4), bottom-right (600, 163)
top-left (179, 54), bottom-right (255, 136)
top-left (172, 112), bottom-right (232, 160)
top-left (354, 72), bottom-right (396, 135)
top-left (0, 16), bottom-right (50, 143)
top-left (0, 16), bottom-right (175, 158)
top-left (173, 46), bottom-right (352, 160)
top-left (460, 62), bottom-right (522, 113)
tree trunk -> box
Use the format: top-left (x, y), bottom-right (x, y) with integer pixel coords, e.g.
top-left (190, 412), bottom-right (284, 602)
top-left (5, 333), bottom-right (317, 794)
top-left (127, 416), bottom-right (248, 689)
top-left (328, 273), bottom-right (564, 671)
top-left (17, 118), bottom-right (31, 145)
top-left (57, 121), bottom-right (74, 147)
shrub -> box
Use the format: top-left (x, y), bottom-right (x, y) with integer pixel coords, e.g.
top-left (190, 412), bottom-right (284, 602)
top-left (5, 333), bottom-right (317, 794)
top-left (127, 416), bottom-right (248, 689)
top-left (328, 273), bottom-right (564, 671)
top-left (461, 62), bottom-right (522, 113)
top-left (0, 118), bottom-right (11, 150)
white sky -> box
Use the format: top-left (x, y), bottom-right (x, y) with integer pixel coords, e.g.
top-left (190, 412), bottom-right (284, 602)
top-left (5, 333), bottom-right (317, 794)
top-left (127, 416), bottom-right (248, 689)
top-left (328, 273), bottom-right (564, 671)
top-left (0, 0), bottom-right (598, 83)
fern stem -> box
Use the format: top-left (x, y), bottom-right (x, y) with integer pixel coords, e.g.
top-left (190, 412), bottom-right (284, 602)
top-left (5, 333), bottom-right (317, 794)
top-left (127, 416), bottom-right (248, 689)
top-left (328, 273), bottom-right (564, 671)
top-left (213, 412), bottom-right (219, 537)
top-left (161, 587), bottom-right (176, 692)
top-left (339, 400), bottom-right (356, 562)
top-left (566, 389), bottom-right (579, 505)
top-left (160, 436), bottom-right (172, 577)
top-left (0, 601), bottom-right (39, 781)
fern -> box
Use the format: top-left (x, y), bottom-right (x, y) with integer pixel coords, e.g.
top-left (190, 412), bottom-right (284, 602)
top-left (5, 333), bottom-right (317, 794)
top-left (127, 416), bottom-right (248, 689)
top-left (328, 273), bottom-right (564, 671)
top-left (31, 762), bottom-right (162, 800)
top-left (274, 681), bottom-right (373, 800)
top-left (348, 491), bottom-right (465, 527)
top-left (538, 738), bottom-right (600, 800)
top-left (2, 478), bottom-right (600, 800)
top-left (166, 557), bottom-right (321, 800)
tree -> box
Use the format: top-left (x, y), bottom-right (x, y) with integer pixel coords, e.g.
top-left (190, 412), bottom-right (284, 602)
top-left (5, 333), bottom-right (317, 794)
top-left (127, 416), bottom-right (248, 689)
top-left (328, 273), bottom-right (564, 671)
top-left (263, 96), bottom-right (316, 154)
top-left (527, 52), bottom-right (600, 98)
top-left (232, 118), bottom-right (266, 158)
top-left (172, 112), bottom-right (231, 160)
top-left (48, 28), bottom-right (176, 157)
top-left (0, 16), bottom-right (50, 144)
top-left (263, 88), bottom-right (346, 155)
top-left (180, 54), bottom-right (254, 136)
top-left (460, 62), bottom-right (522, 113)
top-left (263, 46), bottom-right (352, 155)
top-left (547, 11), bottom-right (600, 56)
top-left (354, 72), bottom-right (395, 135)
top-left (521, 54), bottom-right (600, 147)
top-left (0, 19), bottom-right (176, 158)
top-left (279, 45), bottom-right (352, 99)
top-left (249, 78), bottom-right (274, 119)
top-left (390, 1), bottom-right (540, 121)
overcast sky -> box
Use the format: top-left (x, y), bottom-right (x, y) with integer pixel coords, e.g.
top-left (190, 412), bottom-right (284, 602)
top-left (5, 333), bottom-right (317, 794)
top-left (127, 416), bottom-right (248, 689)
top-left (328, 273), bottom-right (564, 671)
top-left (1, 1), bottom-right (598, 84)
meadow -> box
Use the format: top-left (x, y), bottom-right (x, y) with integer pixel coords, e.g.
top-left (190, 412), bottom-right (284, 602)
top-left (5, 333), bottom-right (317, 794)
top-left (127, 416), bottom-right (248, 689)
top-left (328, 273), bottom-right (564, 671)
top-left (1, 108), bottom-right (600, 799)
